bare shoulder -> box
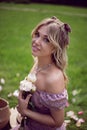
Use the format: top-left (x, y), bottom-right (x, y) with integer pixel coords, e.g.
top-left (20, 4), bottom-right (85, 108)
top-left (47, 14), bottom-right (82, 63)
top-left (45, 66), bottom-right (65, 94)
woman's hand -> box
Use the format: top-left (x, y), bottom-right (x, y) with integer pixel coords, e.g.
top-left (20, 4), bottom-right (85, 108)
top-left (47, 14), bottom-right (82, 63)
top-left (17, 91), bottom-right (32, 116)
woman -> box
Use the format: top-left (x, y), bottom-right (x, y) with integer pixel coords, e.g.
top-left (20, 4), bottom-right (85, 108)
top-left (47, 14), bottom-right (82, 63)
top-left (14, 16), bottom-right (71, 130)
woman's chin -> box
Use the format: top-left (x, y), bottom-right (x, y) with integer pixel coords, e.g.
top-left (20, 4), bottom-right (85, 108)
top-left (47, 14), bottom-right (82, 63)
top-left (32, 53), bottom-right (36, 57)
top-left (32, 52), bottom-right (38, 57)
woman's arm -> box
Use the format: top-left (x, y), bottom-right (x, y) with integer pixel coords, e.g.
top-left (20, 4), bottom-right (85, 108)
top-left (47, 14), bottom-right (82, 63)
top-left (25, 107), bottom-right (64, 127)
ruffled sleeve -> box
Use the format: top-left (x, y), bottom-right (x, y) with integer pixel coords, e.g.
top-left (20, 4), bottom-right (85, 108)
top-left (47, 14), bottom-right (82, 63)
top-left (39, 89), bottom-right (68, 110)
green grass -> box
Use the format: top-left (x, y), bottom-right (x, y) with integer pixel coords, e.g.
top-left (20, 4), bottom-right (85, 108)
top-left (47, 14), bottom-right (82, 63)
top-left (0, 2), bottom-right (87, 130)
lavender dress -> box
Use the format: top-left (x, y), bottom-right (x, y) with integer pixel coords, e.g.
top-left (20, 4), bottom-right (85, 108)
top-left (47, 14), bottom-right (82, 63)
top-left (13, 89), bottom-right (68, 130)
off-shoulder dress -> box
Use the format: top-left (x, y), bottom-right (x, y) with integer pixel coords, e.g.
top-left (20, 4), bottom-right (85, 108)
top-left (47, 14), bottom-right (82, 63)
top-left (13, 89), bottom-right (68, 130)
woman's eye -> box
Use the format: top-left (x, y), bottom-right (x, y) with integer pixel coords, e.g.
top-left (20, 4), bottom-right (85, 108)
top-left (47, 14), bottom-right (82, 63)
top-left (43, 37), bottom-right (50, 43)
top-left (34, 32), bottom-right (39, 38)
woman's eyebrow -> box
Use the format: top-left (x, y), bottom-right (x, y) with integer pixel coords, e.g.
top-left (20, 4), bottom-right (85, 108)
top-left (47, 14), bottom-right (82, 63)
top-left (43, 34), bottom-right (48, 37)
top-left (38, 30), bottom-right (48, 37)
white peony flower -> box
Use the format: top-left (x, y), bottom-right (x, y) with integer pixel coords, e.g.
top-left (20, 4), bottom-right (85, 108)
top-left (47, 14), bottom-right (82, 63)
top-left (20, 79), bottom-right (34, 92)
top-left (72, 90), bottom-right (78, 96)
top-left (72, 89), bottom-right (81, 96)
top-left (64, 119), bottom-right (71, 124)
top-left (19, 72), bottom-right (37, 94)
top-left (16, 73), bottom-right (20, 77)
top-left (13, 90), bottom-right (19, 97)
top-left (27, 73), bottom-right (37, 83)
top-left (0, 78), bottom-right (5, 84)
top-left (32, 84), bottom-right (36, 92)
top-left (72, 98), bottom-right (76, 103)
top-left (66, 111), bottom-right (74, 117)
top-left (71, 115), bottom-right (79, 121)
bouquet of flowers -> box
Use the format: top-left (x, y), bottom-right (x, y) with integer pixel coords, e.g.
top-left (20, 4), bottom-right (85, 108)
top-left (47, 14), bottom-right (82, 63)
top-left (18, 73), bottom-right (37, 130)
top-left (19, 73), bottom-right (37, 99)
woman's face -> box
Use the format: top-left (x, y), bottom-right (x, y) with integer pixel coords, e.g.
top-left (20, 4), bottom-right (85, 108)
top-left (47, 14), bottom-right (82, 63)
top-left (32, 25), bottom-right (54, 57)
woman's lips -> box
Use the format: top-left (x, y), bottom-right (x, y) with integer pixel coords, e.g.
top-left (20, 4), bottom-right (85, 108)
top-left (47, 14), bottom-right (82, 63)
top-left (32, 46), bottom-right (40, 52)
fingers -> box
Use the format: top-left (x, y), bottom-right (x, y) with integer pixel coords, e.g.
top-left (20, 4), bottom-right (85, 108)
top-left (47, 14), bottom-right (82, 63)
top-left (19, 90), bottom-right (22, 98)
top-left (17, 91), bottom-right (23, 101)
top-left (26, 94), bottom-right (32, 102)
top-left (17, 94), bottom-right (32, 116)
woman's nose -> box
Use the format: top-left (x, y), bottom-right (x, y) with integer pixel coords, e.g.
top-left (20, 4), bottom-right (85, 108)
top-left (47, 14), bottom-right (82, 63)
top-left (33, 37), bottom-right (41, 45)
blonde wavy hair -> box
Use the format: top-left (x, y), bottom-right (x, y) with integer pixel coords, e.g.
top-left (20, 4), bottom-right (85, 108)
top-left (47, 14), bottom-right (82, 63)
top-left (31, 16), bottom-right (71, 83)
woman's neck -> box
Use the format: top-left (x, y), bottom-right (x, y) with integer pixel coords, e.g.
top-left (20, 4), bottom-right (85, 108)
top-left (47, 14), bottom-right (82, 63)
top-left (30, 56), bottom-right (53, 74)
top-left (37, 56), bottom-right (53, 68)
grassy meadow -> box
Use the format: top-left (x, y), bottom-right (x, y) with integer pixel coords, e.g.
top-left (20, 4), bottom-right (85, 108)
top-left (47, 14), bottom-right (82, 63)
top-left (0, 2), bottom-right (87, 130)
